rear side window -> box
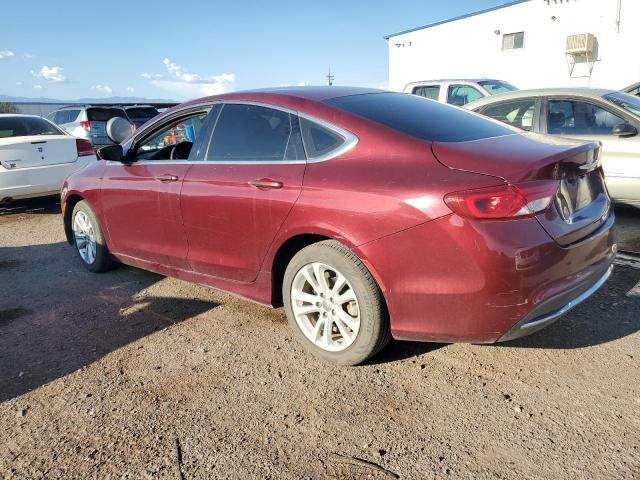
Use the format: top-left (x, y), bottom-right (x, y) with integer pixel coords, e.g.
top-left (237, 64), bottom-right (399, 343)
top-left (0, 116), bottom-right (63, 138)
top-left (299, 118), bottom-right (345, 158)
top-left (62, 109), bottom-right (80, 123)
top-left (480, 99), bottom-right (536, 131)
top-left (326, 92), bottom-right (513, 143)
top-left (207, 104), bottom-right (304, 162)
top-left (412, 85), bottom-right (440, 100)
top-left (87, 108), bottom-right (127, 122)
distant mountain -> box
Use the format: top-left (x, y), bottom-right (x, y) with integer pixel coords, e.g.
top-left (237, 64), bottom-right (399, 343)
top-left (0, 94), bottom-right (177, 104)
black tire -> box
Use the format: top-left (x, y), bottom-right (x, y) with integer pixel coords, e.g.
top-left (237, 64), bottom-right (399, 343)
top-left (283, 240), bottom-right (391, 366)
top-left (71, 200), bottom-right (117, 273)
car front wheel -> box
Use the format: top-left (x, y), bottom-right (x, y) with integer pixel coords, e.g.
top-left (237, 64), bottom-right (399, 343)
top-left (283, 240), bottom-right (390, 365)
top-left (71, 200), bottom-right (116, 273)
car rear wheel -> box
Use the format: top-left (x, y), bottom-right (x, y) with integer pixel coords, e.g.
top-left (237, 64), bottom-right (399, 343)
top-left (72, 201), bottom-right (116, 273)
top-left (283, 240), bottom-right (390, 365)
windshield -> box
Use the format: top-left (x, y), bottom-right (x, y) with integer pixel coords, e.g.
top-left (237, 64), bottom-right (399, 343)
top-left (0, 116), bottom-right (63, 138)
top-left (477, 80), bottom-right (518, 95)
top-left (604, 92), bottom-right (640, 118)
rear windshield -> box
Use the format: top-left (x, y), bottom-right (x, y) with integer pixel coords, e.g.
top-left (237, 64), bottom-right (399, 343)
top-left (87, 107), bottom-right (127, 122)
top-left (325, 92), bottom-right (513, 142)
top-left (126, 107), bottom-right (159, 121)
top-left (0, 116), bottom-right (63, 138)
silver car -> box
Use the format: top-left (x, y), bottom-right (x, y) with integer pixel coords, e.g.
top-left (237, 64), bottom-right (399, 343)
top-left (466, 88), bottom-right (640, 206)
top-left (403, 79), bottom-right (517, 106)
top-left (46, 105), bottom-right (132, 146)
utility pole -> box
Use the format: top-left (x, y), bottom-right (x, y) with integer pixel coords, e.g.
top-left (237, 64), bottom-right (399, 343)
top-left (326, 69), bottom-right (334, 86)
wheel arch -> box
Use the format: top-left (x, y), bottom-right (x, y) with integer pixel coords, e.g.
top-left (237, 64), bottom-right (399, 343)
top-left (63, 193), bottom-right (85, 244)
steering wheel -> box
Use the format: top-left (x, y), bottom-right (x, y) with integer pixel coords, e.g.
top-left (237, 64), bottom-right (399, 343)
top-left (169, 141), bottom-right (193, 160)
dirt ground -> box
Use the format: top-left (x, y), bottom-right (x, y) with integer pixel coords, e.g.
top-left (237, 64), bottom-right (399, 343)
top-left (1, 197), bottom-right (639, 479)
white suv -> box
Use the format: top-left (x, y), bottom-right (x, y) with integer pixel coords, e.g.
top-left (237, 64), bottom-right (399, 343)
top-left (403, 79), bottom-right (517, 106)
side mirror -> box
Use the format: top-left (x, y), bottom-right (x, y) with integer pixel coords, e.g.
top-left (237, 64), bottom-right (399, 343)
top-left (96, 144), bottom-right (124, 161)
top-left (612, 123), bottom-right (637, 137)
top-left (106, 116), bottom-right (135, 144)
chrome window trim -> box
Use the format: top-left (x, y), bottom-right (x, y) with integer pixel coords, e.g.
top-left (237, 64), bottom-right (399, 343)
top-left (297, 112), bottom-right (359, 163)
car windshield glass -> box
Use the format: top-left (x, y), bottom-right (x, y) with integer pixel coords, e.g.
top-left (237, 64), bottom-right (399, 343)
top-left (126, 107), bottom-right (159, 122)
top-left (86, 108), bottom-right (127, 121)
top-left (0, 116), bottom-right (63, 138)
top-left (325, 92), bottom-right (513, 142)
top-left (604, 92), bottom-right (640, 118)
top-left (477, 80), bottom-right (518, 95)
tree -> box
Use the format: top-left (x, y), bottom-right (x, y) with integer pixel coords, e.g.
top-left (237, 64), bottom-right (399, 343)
top-left (0, 102), bottom-right (18, 113)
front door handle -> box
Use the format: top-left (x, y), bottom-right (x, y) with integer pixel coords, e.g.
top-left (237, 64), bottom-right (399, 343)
top-left (156, 174), bottom-right (179, 183)
top-left (249, 178), bottom-right (283, 190)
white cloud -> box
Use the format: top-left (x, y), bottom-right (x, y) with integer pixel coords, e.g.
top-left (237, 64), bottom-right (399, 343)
top-left (298, 81), bottom-right (307, 86)
top-left (142, 58), bottom-right (234, 99)
top-left (93, 84), bottom-right (113, 94)
top-left (141, 72), bottom-right (163, 80)
top-left (0, 50), bottom-right (15, 59)
top-left (33, 84), bottom-right (42, 90)
top-left (16, 81), bottom-right (23, 86)
top-left (126, 86), bottom-right (135, 93)
top-left (31, 65), bottom-right (65, 82)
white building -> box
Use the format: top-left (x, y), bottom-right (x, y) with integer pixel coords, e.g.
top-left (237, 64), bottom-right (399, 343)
top-left (386, 0), bottom-right (640, 92)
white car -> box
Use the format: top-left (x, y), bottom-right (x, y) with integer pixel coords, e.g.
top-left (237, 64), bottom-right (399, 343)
top-left (0, 114), bottom-right (97, 202)
top-left (403, 79), bottom-right (518, 106)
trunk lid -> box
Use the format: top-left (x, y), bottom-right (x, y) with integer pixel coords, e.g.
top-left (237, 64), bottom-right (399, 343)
top-left (432, 132), bottom-right (611, 246)
top-left (0, 135), bottom-right (78, 169)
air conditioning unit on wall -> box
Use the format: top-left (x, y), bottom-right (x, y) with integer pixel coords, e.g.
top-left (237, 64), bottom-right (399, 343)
top-left (566, 33), bottom-right (596, 54)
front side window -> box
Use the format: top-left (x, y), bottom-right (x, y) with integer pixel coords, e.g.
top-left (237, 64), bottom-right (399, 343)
top-left (412, 85), bottom-right (440, 101)
top-left (447, 85), bottom-right (484, 106)
top-left (604, 92), bottom-right (640, 118)
top-left (134, 112), bottom-right (209, 161)
top-left (547, 100), bottom-right (625, 135)
top-left (502, 32), bottom-right (525, 50)
top-left (207, 104), bottom-right (303, 162)
top-left (480, 98), bottom-right (536, 131)
top-left (0, 116), bottom-right (63, 138)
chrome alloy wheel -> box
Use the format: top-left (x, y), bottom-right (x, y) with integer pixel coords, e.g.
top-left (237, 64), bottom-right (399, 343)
top-left (73, 211), bottom-right (97, 264)
top-left (291, 262), bottom-right (360, 352)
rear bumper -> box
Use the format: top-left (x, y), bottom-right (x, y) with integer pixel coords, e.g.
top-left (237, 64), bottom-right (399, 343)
top-left (359, 210), bottom-right (616, 343)
top-left (497, 264), bottom-right (612, 342)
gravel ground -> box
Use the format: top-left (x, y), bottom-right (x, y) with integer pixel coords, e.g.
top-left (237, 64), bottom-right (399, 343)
top-left (0, 197), bottom-right (639, 479)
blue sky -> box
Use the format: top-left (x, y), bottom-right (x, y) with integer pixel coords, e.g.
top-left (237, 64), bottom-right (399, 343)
top-left (0, 0), bottom-right (511, 100)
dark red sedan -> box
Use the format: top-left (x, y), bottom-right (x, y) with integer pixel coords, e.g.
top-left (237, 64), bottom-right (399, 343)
top-left (61, 87), bottom-right (615, 365)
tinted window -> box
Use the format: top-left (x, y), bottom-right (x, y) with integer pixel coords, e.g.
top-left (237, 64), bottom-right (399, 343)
top-left (299, 117), bottom-right (345, 158)
top-left (477, 80), bottom-right (518, 95)
top-left (63, 109), bottom-right (80, 123)
top-left (412, 85), bottom-right (440, 100)
top-left (126, 107), bottom-right (160, 123)
top-left (480, 98), bottom-right (536, 131)
top-left (207, 104), bottom-right (297, 162)
top-left (0, 116), bottom-right (63, 138)
top-left (87, 107), bottom-right (127, 122)
top-left (326, 92), bottom-right (513, 143)
top-left (447, 85), bottom-right (483, 106)
top-left (547, 100), bottom-right (625, 135)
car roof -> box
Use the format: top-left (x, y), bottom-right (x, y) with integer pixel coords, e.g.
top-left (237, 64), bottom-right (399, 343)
top-left (407, 79), bottom-right (505, 84)
top-left (465, 87), bottom-right (617, 109)
top-left (0, 113), bottom-right (43, 118)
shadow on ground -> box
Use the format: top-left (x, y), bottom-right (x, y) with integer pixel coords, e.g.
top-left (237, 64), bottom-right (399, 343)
top-left (0, 196), bottom-right (61, 216)
top-left (0, 241), bottom-right (218, 402)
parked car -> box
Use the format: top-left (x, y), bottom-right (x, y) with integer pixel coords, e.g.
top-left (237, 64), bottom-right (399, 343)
top-left (622, 82), bottom-right (640, 97)
top-left (61, 87), bottom-right (614, 365)
top-left (403, 79), bottom-right (517, 106)
top-left (47, 105), bottom-right (133, 146)
top-left (0, 114), bottom-right (96, 202)
top-left (123, 105), bottom-right (160, 128)
top-left (466, 88), bottom-right (640, 206)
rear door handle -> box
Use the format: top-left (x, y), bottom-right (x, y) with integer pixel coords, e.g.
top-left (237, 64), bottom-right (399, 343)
top-left (249, 178), bottom-right (283, 190)
top-left (156, 174), bottom-right (179, 183)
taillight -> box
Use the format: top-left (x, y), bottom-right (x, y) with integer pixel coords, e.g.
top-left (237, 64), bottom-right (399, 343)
top-left (79, 120), bottom-right (91, 132)
top-left (76, 138), bottom-right (95, 157)
top-left (444, 181), bottom-right (559, 220)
